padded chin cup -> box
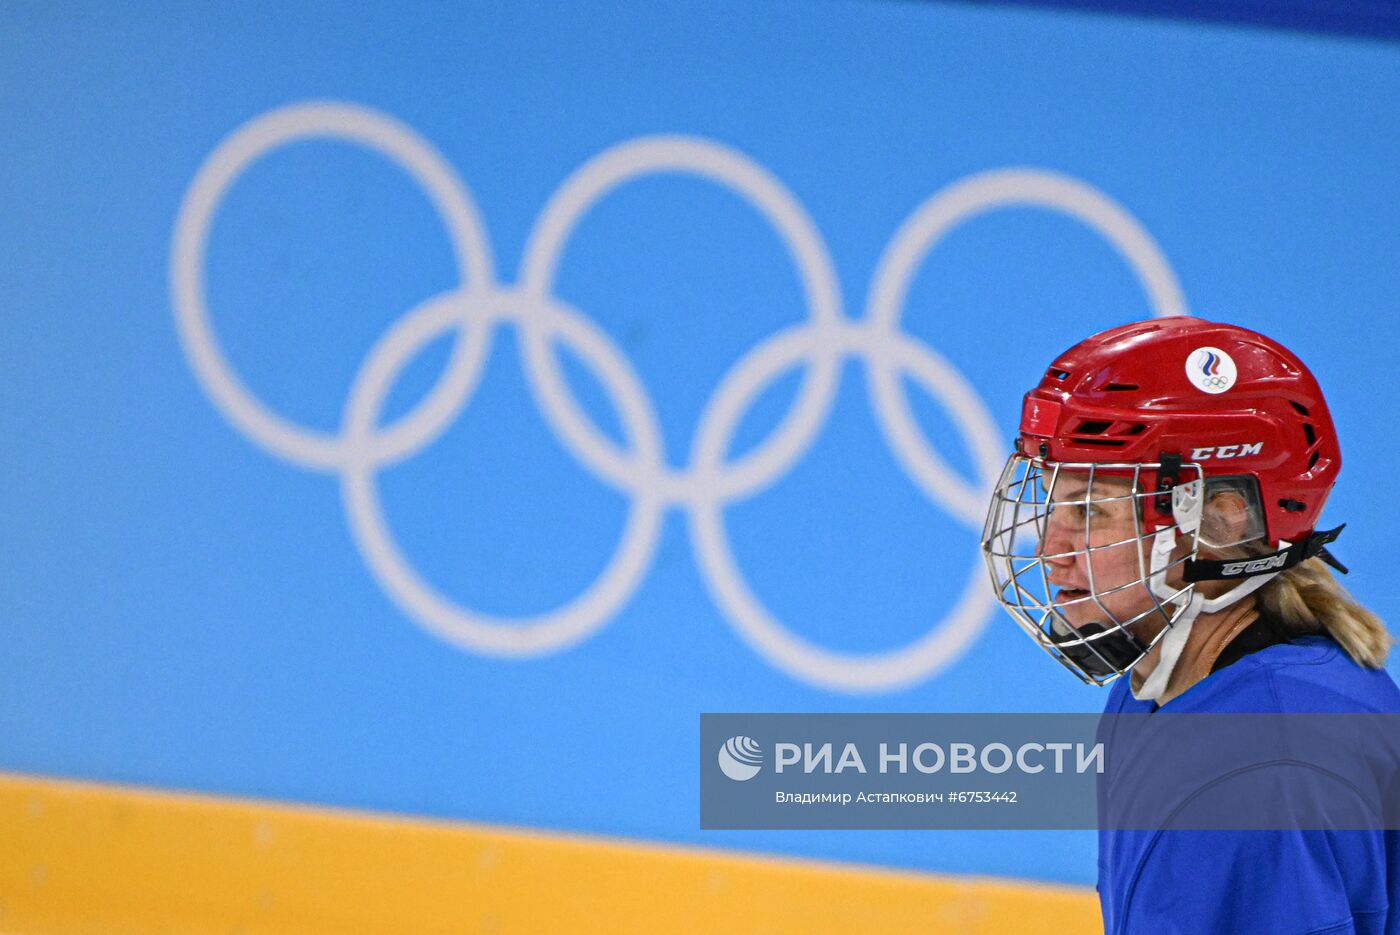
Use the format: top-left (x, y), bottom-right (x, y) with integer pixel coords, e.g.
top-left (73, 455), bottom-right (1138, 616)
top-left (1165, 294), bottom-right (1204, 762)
top-left (1048, 621), bottom-right (1145, 679)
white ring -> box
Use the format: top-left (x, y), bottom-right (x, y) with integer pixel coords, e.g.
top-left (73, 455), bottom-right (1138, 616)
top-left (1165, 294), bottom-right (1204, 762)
top-left (170, 101), bottom-right (496, 471)
top-left (520, 135), bottom-right (845, 504)
top-left (340, 291), bottom-right (665, 655)
top-left (688, 322), bottom-right (1000, 690)
top-left (864, 168), bottom-right (1185, 518)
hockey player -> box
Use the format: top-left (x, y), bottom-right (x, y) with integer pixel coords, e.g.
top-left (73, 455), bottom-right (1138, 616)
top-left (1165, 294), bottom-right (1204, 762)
top-left (982, 316), bottom-right (1399, 933)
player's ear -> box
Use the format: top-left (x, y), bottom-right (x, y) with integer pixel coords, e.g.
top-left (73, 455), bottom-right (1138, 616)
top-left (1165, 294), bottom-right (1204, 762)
top-left (1200, 489), bottom-right (1250, 553)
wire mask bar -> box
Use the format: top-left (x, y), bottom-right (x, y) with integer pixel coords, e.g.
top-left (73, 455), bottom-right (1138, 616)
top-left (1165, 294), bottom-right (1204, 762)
top-left (980, 455), bottom-right (1204, 687)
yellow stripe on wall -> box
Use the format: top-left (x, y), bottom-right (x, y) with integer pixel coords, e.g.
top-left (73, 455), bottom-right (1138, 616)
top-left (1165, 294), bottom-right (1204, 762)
top-left (0, 771), bottom-right (1098, 934)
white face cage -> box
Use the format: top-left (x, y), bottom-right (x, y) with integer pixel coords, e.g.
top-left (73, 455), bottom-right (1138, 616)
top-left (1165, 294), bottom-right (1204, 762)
top-left (980, 455), bottom-right (1208, 687)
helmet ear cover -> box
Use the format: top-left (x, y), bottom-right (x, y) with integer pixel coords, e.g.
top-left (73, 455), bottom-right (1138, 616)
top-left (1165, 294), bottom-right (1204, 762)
top-left (1194, 475), bottom-right (1267, 549)
top-left (1141, 463), bottom-right (1343, 582)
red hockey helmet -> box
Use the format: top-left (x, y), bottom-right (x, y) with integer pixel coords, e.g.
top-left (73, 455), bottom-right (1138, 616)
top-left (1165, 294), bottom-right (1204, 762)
top-left (1018, 316), bottom-right (1339, 545)
top-left (982, 316), bottom-right (1347, 687)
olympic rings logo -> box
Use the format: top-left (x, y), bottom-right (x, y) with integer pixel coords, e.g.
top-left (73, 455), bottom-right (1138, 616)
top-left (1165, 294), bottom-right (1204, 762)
top-left (1203, 375), bottom-right (1230, 389)
top-left (169, 101), bottom-right (1185, 692)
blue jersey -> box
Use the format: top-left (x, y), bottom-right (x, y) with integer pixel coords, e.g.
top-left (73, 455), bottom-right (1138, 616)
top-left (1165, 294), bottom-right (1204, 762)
top-left (1098, 635), bottom-right (1400, 935)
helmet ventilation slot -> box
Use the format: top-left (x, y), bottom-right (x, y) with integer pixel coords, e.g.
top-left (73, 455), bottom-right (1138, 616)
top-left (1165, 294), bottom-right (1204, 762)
top-left (1067, 418), bottom-right (1147, 447)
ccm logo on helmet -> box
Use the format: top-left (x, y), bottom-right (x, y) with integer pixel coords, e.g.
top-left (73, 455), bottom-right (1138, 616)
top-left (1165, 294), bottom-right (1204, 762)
top-left (1191, 442), bottom-right (1263, 461)
top-left (1220, 553), bottom-right (1288, 577)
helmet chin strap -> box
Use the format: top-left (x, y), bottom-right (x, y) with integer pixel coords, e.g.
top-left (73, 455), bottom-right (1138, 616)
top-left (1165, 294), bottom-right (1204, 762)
top-left (1131, 598), bottom-right (1197, 702)
top-left (1130, 522), bottom-right (1280, 703)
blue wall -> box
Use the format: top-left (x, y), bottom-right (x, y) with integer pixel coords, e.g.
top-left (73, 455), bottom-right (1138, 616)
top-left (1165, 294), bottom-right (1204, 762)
top-left (4, 0), bottom-right (1399, 886)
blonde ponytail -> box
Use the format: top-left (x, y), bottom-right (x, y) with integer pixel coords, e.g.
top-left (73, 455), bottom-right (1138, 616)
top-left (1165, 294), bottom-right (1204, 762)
top-left (1199, 492), bottom-right (1392, 669)
top-left (1256, 558), bottom-right (1393, 669)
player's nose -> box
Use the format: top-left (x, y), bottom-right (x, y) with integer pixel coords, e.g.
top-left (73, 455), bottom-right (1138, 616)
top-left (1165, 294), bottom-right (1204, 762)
top-left (1037, 509), bottom-right (1077, 568)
